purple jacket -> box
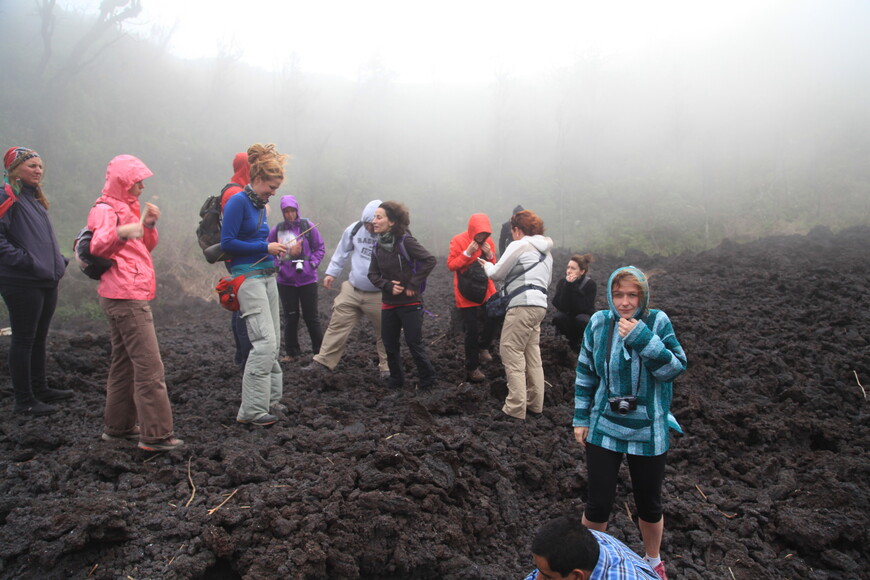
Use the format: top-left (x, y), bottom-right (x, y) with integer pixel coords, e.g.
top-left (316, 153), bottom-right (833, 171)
top-left (267, 195), bottom-right (325, 287)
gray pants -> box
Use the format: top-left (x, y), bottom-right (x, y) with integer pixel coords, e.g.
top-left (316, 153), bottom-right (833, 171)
top-left (237, 275), bottom-right (283, 421)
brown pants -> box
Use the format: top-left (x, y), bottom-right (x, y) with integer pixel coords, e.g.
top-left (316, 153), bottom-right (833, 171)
top-left (100, 297), bottom-right (174, 443)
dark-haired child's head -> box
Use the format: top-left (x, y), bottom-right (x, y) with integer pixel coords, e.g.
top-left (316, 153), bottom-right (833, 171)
top-left (531, 515), bottom-right (599, 579)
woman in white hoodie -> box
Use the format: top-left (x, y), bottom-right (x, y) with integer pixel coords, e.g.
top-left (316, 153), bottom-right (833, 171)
top-left (480, 210), bottom-right (553, 420)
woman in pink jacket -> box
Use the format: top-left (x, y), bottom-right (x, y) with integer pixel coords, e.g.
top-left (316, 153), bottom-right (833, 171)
top-left (88, 155), bottom-right (182, 452)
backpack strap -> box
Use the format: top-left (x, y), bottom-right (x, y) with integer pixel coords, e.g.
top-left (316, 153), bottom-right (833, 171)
top-left (220, 182), bottom-right (242, 196)
top-left (350, 220), bottom-right (364, 237)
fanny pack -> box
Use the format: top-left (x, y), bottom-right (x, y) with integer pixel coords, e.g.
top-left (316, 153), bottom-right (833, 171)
top-left (215, 267), bottom-right (277, 311)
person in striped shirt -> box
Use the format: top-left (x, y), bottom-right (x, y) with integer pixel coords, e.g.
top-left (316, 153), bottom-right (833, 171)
top-left (572, 266), bottom-right (686, 580)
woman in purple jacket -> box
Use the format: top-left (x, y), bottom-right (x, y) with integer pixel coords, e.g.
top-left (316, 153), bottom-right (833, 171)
top-left (268, 195), bottom-right (325, 358)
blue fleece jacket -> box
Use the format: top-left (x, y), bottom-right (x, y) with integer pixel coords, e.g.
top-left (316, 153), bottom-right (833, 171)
top-left (220, 188), bottom-right (270, 271)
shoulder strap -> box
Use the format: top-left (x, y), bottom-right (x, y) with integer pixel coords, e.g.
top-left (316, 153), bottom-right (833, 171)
top-left (397, 234), bottom-right (412, 264)
top-left (350, 220), bottom-right (364, 237)
top-left (577, 276), bottom-right (590, 291)
top-left (220, 182), bottom-right (242, 195)
top-left (504, 249), bottom-right (546, 288)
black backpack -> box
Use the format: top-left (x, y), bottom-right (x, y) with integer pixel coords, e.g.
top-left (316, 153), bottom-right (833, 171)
top-left (457, 260), bottom-right (489, 303)
top-left (73, 202), bottom-right (117, 280)
top-left (197, 183), bottom-right (240, 252)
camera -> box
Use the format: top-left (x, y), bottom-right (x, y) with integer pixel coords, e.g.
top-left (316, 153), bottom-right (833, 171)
top-left (608, 396), bottom-right (637, 415)
top-left (293, 259), bottom-right (304, 272)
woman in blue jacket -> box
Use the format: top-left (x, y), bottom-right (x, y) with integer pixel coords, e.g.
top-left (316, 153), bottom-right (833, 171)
top-left (221, 144), bottom-right (289, 426)
top-left (0, 147), bottom-right (72, 416)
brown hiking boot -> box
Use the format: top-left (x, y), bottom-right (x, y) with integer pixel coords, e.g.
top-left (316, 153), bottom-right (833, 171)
top-left (467, 368), bottom-right (486, 383)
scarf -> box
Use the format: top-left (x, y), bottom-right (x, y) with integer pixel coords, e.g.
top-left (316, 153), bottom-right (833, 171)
top-left (377, 231), bottom-right (395, 253)
top-left (244, 184), bottom-right (268, 209)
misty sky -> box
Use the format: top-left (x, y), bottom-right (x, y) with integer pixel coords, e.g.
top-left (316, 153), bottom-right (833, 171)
top-left (58, 0), bottom-right (789, 83)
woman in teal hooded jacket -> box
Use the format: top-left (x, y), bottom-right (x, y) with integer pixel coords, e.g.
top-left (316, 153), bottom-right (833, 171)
top-left (572, 266), bottom-right (686, 579)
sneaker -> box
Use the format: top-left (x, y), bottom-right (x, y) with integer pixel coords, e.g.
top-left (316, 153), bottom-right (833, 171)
top-left (652, 561), bottom-right (668, 580)
top-left (467, 368), bottom-right (486, 383)
top-left (270, 402), bottom-right (289, 414)
top-left (33, 387), bottom-right (75, 402)
top-left (479, 349), bottom-right (493, 363)
top-left (237, 413), bottom-right (278, 426)
top-left (101, 428), bottom-right (141, 442)
top-left (14, 401), bottom-right (57, 416)
top-left (138, 437), bottom-right (184, 452)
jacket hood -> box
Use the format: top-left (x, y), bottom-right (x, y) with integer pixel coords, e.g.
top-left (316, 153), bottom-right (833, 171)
top-left (361, 199), bottom-right (382, 223)
top-left (280, 195), bottom-right (299, 212)
top-left (607, 265), bottom-right (650, 319)
top-left (101, 155), bottom-right (153, 201)
top-left (524, 234), bottom-right (553, 253)
top-left (231, 152), bottom-right (250, 186)
top-left (466, 213), bottom-right (493, 239)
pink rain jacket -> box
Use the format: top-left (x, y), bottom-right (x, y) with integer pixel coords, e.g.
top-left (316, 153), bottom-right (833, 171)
top-left (87, 155), bottom-right (158, 300)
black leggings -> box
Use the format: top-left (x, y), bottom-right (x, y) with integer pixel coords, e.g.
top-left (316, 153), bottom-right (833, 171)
top-left (584, 443), bottom-right (667, 524)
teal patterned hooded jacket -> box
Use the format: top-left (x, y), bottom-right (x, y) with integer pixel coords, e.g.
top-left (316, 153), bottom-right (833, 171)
top-left (573, 266), bottom-right (687, 456)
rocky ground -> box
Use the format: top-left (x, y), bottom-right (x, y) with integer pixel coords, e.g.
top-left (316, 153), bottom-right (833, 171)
top-left (0, 225), bottom-right (868, 580)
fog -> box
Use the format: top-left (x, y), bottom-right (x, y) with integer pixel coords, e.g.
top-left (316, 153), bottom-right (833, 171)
top-left (1, 0), bottom-right (868, 267)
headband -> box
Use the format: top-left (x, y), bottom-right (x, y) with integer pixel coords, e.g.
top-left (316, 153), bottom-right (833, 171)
top-left (4, 147), bottom-right (40, 173)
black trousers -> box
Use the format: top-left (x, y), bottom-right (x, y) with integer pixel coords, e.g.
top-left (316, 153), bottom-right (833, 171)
top-left (278, 282), bottom-right (323, 355)
top-left (0, 284), bottom-right (58, 406)
top-left (459, 305), bottom-right (498, 371)
top-left (381, 304), bottom-right (436, 387)
top-left (583, 443), bottom-right (667, 524)
top-left (553, 312), bottom-right (590, 349)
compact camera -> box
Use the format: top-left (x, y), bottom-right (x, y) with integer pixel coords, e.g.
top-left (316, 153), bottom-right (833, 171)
top-left (608, 396), bottom-right (637, 415)
top-left (292, 259), bottom-right (305, 272)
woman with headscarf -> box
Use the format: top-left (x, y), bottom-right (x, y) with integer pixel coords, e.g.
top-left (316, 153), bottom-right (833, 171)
top-left (0, 146), bottom-right (71, 416)
top-left (88, 154), bottom-right (182, 451)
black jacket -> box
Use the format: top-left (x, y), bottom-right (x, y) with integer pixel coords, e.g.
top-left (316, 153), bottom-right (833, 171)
top-left (368, 234), bottom-right (436, 306)
top-left (552, 275), bottom-right (597, 317)
top-left (0, 184), bottom-right (67, 287)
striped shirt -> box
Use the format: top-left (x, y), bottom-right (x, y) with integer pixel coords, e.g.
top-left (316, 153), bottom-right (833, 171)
top-left (573, 309), bottom-right (686, 456)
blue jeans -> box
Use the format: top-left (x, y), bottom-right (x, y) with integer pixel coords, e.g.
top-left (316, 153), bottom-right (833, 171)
top-left (0, 284), bottom-right (58, 406)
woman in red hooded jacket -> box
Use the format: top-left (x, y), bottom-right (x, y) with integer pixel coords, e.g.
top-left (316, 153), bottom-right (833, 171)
top-left (446, 213), bottom-right (498, 382)
top-left (88, 154), bottom-right (182, 452)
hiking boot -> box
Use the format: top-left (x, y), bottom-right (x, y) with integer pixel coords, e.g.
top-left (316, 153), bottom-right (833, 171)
top-left (101, 428), bottom-right (141, 442)
top-left (479, 349), bottom-right (493, 363)
top-left (138, 437), bottom-right (184, 452)
top-left (237, 413), bottom-right (278, 426)
top-left (14, 401), bottom-right (57, 416)
top-left (302, 361), bottom-right (331, 376)
top-left (33, 387), bottom-right (75, 402)
top-left (467, 368), bottom-right (486, 383)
